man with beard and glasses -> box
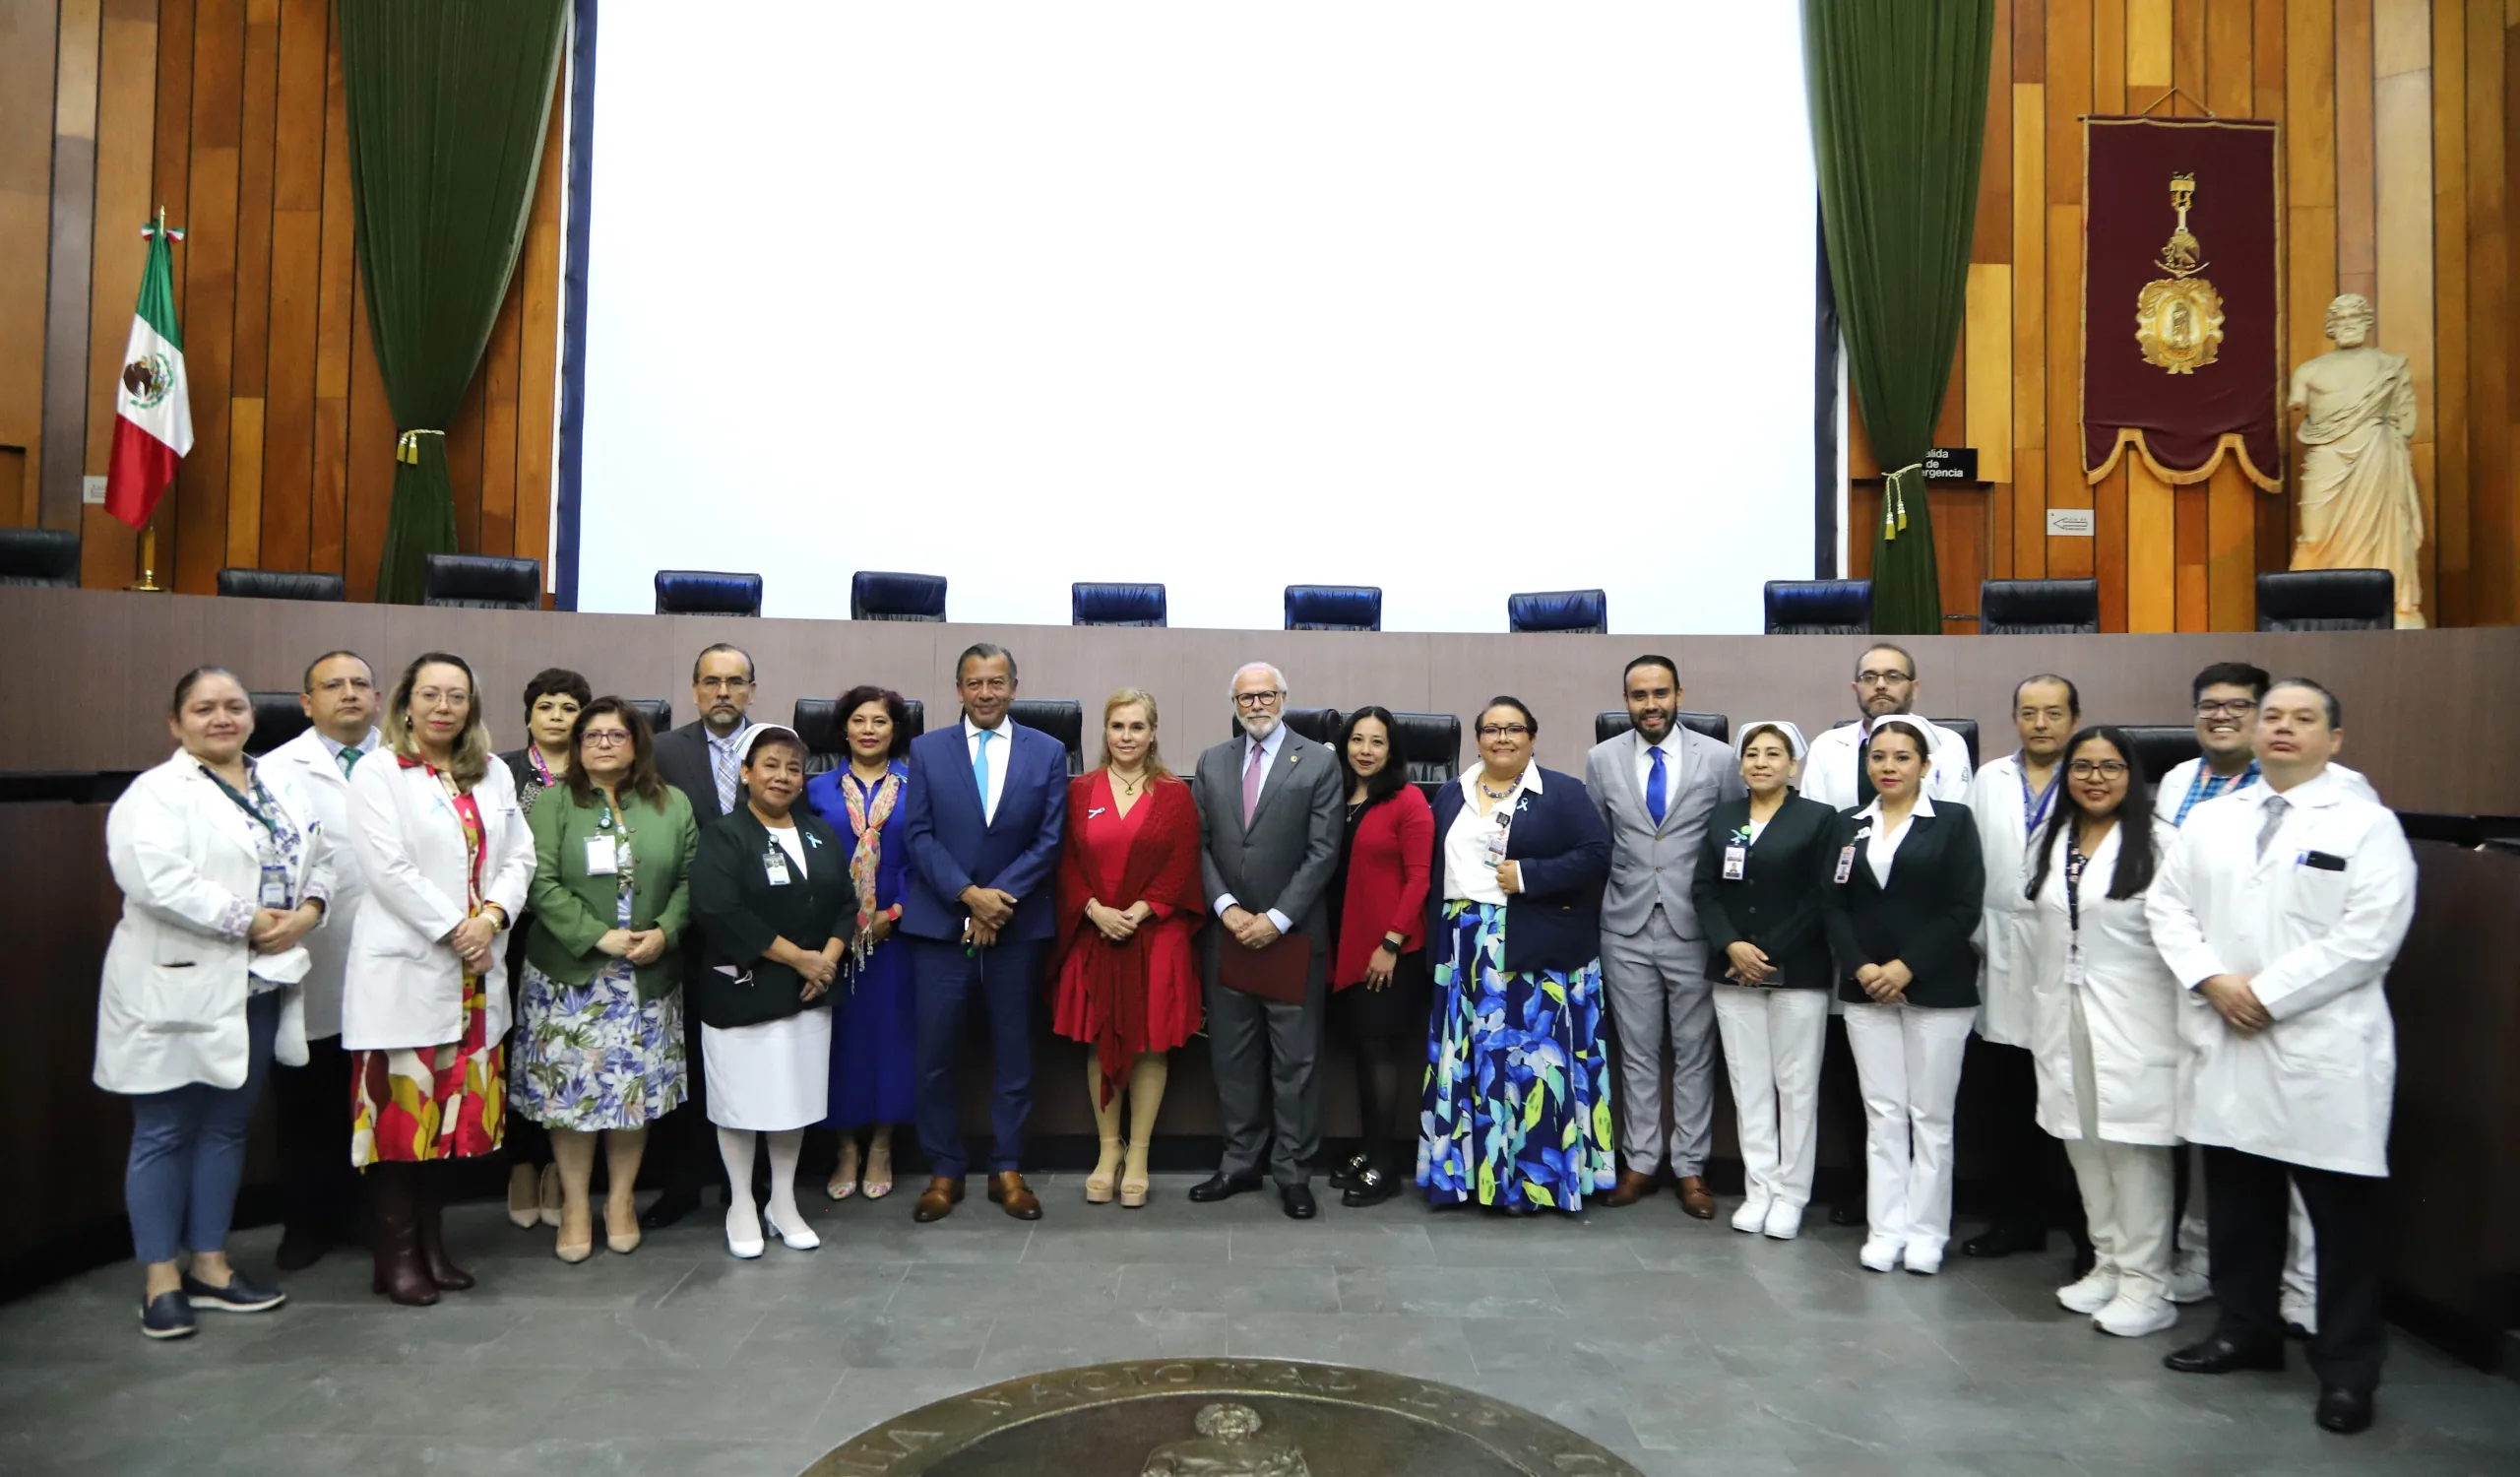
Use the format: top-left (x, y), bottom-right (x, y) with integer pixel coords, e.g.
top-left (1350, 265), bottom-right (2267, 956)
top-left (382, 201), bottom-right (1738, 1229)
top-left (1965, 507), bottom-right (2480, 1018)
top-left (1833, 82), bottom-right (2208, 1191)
top-left (1584, 655), bottom-right (1744, 1217)
top-left (641, 643), bottom-right (760, 1228)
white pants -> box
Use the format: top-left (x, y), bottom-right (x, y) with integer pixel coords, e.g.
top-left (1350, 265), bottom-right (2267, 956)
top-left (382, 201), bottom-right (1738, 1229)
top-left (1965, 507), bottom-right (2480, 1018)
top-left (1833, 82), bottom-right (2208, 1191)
top-left (2065, 1137), bottom-right (2175, 1307)
top-left (1843, 1001), bottom-right (1975, 1259)
top-left (1711, 986), bottom-right (1829, 1214)
top-left (2176, 1142), bottom-right (2319, 1319)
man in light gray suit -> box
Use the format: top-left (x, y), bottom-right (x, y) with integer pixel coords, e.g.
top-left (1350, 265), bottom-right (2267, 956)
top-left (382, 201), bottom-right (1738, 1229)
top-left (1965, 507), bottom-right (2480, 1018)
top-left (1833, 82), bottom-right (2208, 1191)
top-left (1187, 662), bottom-right (1346, 1220)
top-left (1585, 654), bottom-right (1746, 1218)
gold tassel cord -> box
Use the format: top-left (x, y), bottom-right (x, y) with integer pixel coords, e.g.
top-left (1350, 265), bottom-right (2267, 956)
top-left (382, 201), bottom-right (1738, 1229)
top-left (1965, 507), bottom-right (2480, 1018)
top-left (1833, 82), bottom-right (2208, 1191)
top-left (1883, 463), bottom-right (1922, 542)
top-left (396, 428), bottom-right (446, 466)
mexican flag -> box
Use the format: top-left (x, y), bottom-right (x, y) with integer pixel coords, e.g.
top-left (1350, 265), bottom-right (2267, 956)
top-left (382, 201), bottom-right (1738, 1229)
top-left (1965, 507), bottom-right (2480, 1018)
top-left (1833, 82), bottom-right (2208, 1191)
top-left (103, 222), bottom-right (191, 530)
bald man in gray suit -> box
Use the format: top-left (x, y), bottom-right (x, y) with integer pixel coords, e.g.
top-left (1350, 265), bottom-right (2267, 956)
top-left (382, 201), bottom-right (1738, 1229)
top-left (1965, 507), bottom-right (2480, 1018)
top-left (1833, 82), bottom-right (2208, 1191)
top-left (1585, 655), bottom-right (1745, 1218)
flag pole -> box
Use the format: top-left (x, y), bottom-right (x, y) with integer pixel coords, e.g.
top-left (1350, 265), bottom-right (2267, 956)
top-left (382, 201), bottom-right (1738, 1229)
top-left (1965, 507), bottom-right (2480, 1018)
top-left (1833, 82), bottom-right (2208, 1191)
top-left (125, 206), bottom-right (171, 594)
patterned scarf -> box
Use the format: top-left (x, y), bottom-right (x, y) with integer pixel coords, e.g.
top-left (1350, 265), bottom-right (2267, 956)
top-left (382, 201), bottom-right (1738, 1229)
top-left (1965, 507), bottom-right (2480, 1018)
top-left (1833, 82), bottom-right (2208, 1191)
top-left (841, 765), bottom-right (904, 931)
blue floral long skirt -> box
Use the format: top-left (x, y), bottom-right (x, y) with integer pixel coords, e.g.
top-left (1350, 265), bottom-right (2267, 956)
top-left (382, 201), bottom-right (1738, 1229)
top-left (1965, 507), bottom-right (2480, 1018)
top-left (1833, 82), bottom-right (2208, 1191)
top-left (1417, 900), bottom-right (1615, 1212)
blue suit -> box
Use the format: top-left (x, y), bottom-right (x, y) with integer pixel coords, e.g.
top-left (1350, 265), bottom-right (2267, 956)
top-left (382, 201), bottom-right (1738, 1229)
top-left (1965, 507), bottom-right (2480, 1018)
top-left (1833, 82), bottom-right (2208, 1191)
top-left (899, 719), bottom-right (1069, 1178)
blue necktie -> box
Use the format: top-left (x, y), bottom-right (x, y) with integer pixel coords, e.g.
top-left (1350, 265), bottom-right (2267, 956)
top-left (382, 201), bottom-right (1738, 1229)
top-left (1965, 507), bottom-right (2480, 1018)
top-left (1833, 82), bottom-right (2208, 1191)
top-left (973, 729), bottom-right (994, 823)
top-left (1646, 745), bottom-right (1668, 826)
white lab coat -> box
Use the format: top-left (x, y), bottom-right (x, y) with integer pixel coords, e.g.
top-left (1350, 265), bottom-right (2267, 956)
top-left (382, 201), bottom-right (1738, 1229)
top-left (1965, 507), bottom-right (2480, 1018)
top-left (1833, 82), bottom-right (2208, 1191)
top-left (2145, 769), bottom-right (2416, 1177)
top-left (1966, 752), bottom-right (2055, 1047)
top-left (341, 751), bottom-right (535, 1052)
top-left (94, 752), bottom-right (335, 1094)
top-left (2027, 816), bottom-right (2182, 1144)
top-left (1799, 717), bottom-right (1976, 811)
top-left (262, 726), bottom-right (379, 1039)
top-left (2156, 756), bottom-right (2380, 824)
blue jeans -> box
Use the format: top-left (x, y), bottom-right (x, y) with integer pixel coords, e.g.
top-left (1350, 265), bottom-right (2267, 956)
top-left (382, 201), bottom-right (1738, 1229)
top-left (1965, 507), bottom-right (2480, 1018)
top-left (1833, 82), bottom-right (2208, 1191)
top-left (124, 991), bottom-right (281, 1264)
top-left (909, 938), bottom-right (1039, 1178)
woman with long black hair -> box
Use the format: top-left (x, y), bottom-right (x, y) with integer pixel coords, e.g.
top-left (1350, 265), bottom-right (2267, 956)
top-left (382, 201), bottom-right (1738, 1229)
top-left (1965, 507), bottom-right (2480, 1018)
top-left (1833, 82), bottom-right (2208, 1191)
top-left (2025, 726), bottom-right (2184, 1337)
top-left (1324, 706), bottom-right (1433, 1208)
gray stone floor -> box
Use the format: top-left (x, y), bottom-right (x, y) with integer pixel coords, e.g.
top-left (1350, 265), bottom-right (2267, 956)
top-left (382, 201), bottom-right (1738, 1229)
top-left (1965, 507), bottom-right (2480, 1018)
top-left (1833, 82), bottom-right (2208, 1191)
top-left (3, 1173), bottom-right (2517, 1476)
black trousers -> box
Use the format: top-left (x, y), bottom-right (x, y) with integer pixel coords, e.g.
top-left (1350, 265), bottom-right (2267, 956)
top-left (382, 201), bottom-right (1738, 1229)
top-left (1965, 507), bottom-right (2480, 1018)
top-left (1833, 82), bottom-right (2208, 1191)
top-left (2204, 1145), bottom-right (2388, 1393)
top-left (1326, 950), bottom-right (1429, 1178)
top-left (1969, 1039), bottom-right (2085, 1240)
top-left (270, 1033), bottom-right (362, 1241)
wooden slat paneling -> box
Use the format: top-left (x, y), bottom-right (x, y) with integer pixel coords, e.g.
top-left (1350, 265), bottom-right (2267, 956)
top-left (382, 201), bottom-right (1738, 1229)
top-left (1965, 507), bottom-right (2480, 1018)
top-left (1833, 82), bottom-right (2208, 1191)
top-left (2175, 482), bottom-right (2212, 628)
top-left (2096, 463), bottom-right (2132, 630)
top-left (2471, 0), bottom-right (2511, 621)
top-left (2174, 0), bottom-right (2211, 113)
top-left (513, 78), bottom-right (566, 595)
top-left (2336, 0), bottom-right (2380, 299)
top-left (1, 0), bottom-right (62, 528)
top-left (229, 0), bottom-right (276, 400)
top-left (2208, 0), bottom-right (2256, 116)
top-left (479, 259), bottom-right (521, 558)
top-left (1966, 264), bottom-right (2014, 483)
top-left (2127, 460), bottom-right (2179, 629)
top-left (171, 0), bottom-right (244, 596)
top-left (308, 0), bottom-right (349, 575)
top-left (2431, 0), bottom-right (2469, 626)
top-left (2207, 459), bottom-right (2260, 627)
top-left (2098, 0), bottom-right (2130, 117)
top-left (2013, 81), bottom-right (2048, 579)
top-left (2376, 50), bottom-right (2437, 621)
top-left (77, 0), bottom-right (158, 588)
top-left (2048, 0), bottom-right (2095, 580)
top-left (224, 393), bottom-right (262, 566)
top-left (1978, 0), bottom-right (2016, 265)
top-left (2255, 0), bottom-right (2290, 119)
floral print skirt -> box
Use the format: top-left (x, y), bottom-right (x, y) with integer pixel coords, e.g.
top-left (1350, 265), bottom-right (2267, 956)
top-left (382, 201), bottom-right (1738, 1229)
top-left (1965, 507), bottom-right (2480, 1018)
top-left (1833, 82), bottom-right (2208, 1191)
top-left (1417, 900), bottom-right (1615, 1212)
top-left (512, 959), bottom-right (687, 1132)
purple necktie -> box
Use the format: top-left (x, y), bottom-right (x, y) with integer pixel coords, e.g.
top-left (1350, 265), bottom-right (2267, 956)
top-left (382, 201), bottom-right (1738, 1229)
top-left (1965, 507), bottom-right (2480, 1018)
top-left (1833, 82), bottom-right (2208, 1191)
top-left (1242, 738), bottom-right (1266, 827)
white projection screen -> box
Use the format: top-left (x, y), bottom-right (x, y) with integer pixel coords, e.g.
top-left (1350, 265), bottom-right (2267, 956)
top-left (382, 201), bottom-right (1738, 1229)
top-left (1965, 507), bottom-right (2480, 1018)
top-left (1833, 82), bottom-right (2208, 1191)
top-left (578, 3), bottom-right (1816, 632)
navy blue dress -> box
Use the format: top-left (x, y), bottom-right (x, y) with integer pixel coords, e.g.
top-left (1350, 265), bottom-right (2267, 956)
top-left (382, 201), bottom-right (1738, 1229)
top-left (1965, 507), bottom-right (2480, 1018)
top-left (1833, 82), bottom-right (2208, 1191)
top-left (805, 761), bottom-right (916, 1128)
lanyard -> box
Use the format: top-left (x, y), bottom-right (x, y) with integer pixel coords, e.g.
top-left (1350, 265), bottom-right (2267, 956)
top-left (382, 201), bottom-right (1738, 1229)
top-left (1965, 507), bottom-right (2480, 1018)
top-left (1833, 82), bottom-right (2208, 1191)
top-left (2020, 762), bottom-right (2060, 833)
top-left (2175, 760), bottom-right (2257, 825)
top-left (2063, 832), bottom-right (2088, 933)
top-left (204, 764), bottom-right (281, 838)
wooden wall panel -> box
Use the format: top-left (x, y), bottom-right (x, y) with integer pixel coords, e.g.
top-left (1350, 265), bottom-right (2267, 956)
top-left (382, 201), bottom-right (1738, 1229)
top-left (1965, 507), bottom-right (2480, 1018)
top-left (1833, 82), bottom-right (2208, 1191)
top-left (2175, 482), bottom-right (2213, 627)
top-left (2013, 79), bottom-right (2049, 580)
top-left (0, 0), bottom-right (61, 528)
top-left (2339, 0), bottom-right (2381, 299)
top-left (2127, 461), bottom-right (2179, 628)
top-left (2430, 0), bottom-right (2469, 625)
top-left (76, 0), bottom-right (158, 589)
top-left (2474, 4), bottom-right (2514, 623)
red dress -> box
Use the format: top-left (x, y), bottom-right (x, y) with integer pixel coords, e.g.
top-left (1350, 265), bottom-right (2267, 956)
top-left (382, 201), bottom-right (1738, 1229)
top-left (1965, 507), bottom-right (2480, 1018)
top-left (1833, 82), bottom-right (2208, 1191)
top-left (1051, 771), bottom-right (1204, 1100)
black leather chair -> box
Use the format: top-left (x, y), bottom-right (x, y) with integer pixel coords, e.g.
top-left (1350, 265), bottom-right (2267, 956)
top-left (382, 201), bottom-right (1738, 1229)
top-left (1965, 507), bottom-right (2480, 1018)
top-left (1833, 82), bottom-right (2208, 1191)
top-left (2255, 569), bottom-right (2393, 631)
top-left (2117, 724), bottom-right (2203, 786)
top-left (0, 527), bottom-right (80, 587)
top-left (422, 552), bottom-right (539, 610)
top-left (1594, 711), bottom-right (1730, 745)
top-left (655, 570), bottom-right (762, 616)
top-left (1010, 699), bottom-right (1086, 777)
top-left (1507, 588), bottom-right (1606, 634)
top-left (1072, 582), bottom-right (1166, 627)
top-left (1389, 711), bottom-right (1461, 802)
top-left (1231, 708), bottom-right (1343, 745)
top-left (1981, 578), bottom-right (2101, 635)
top-left (792, 696), bottom-right (925, 775)
top-left (1763, 579), bottom-right (1870, 635)
top-left (247, 692), bottom-right (312, 757)
top-left (1832, 717), bottom-right (1980, 773)
top-left (625, 699), bottom-right (671, 736)
top-left (1284, 585), bottom-right (1381, 631)
top-left (850, 570), bottom-right (946, 622)
top-left (218, 568), bottom-right (345, 602)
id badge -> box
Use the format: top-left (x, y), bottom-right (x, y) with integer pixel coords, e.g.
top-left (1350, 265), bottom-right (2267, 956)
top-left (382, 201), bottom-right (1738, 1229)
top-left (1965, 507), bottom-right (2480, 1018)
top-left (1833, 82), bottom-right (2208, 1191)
top-left (765, 851), bottom-right (792, 886)
top-left (1481, 822), bottom-right (1510, 868)
top-left (1722, 845), bottom-right (1747, 881)
top-left (585, 835), bottom-right (620, 875)
top-left (1834, 845), bottom-right (1857, 884)
top-left (260, 874), bottom-right (289, 909)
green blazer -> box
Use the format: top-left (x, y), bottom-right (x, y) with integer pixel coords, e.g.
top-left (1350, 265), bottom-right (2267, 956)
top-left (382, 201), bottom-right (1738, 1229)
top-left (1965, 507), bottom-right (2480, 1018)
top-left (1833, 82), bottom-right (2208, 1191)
top-left (525, 782), bottom-right (700, 1000)
top-left (689, 806), bottom-right (855, 1030)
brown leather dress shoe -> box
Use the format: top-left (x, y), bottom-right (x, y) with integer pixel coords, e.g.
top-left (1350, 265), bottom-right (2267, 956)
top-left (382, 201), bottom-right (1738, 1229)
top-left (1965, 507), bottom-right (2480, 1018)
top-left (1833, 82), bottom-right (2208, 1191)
top-left (1676, 1176), bottom-right (1717, 1219)
top-left (1604, 1170), bottom-right (1659, 1206)
top-left (913, 1177), bottom-right (966, 1224)
top-left (987, 1171), bottom-right (1042, 1221)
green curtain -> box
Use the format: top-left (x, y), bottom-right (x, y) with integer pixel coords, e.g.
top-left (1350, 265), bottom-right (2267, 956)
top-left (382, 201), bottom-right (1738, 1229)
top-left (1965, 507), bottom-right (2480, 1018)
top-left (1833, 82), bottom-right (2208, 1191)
top-left (1803, 1), bottom-right (1994, 634)
top-left (342, 0), bottom-right (568, 604)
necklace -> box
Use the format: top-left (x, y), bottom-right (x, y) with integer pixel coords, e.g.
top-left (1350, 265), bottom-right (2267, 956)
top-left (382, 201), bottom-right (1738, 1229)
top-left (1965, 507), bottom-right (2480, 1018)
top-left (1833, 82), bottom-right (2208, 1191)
top-left (1478, 775), bottom-right (1518, 802)
top-left (1110, 768), bottom-right (1146, 797)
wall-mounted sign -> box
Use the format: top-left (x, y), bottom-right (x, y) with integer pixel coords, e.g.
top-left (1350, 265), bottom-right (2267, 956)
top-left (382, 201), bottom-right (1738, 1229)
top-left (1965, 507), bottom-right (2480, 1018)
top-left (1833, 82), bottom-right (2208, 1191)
top-left (2046, 508), bottom-right (2097, 537)
top-left (1922, 447), bottom-right (1979, 482)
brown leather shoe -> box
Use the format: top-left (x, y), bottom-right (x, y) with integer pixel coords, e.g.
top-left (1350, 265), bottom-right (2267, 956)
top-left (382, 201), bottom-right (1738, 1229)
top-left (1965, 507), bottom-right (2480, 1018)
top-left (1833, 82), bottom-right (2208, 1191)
top-left (912, 1176), bottom-right (965, 1224)
top-left (986, 1171), bottom-right (1042, 1221)
top-left (1676, 1176), bottom-right (1716, 1220)
top-left (1604, 1170), bottom-right (1658, 1207)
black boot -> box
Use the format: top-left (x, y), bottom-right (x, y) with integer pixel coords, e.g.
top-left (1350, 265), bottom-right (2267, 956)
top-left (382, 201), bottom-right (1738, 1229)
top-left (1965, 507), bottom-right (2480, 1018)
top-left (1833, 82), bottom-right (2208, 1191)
top-left (412, 1164), bottom-right (474, 1292)
top-left (366, 1165), bottom-right (438, 1307)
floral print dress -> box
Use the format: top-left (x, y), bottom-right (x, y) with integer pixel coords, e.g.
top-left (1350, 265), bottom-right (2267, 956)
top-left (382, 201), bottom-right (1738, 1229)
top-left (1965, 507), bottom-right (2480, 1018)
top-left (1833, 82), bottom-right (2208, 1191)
top-left (512, 809), bottom-right (687, 1132)
top-left (1417, 900), bottom-right (1616, 1212)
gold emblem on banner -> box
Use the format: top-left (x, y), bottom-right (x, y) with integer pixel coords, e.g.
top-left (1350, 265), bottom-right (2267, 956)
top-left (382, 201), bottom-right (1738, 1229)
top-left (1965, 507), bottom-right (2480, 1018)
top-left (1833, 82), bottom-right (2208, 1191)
top-left (2135, 172), bottom-right (2224, 374)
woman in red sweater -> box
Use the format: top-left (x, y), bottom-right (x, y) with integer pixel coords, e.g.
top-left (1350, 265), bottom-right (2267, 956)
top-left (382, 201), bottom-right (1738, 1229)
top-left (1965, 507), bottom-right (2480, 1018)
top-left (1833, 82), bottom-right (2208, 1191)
top-left (1325, 706), bottom-right (1434, 1207)
top-left (1050, 689), bottom-right (1204, 1208)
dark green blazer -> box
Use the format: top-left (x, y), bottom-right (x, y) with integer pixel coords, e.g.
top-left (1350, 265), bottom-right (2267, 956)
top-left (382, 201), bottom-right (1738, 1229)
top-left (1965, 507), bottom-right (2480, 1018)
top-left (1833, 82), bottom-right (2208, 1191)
top-left (688, 807), bottom-right (854, 1030)
top-left (1823, 800), bottom-right (1985, 1009)
top-left (525, 782), bottom-right (700, 1000)
top-left (1690, 792), bottom-right (1840, 990)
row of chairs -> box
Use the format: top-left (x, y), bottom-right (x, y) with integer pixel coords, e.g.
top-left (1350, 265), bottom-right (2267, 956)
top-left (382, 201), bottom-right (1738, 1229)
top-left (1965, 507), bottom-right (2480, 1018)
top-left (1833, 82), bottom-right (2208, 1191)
top-left (1764, 572), bottom-right (2399, 634)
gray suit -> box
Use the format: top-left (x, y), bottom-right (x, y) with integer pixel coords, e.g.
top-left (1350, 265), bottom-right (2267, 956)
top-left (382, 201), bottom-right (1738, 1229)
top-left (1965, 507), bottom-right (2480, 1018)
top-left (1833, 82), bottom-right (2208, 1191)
top-left (1585, 727), bottom-right (1746, 1178)
top-left (1192, 726), bottom-right (1346, 1187)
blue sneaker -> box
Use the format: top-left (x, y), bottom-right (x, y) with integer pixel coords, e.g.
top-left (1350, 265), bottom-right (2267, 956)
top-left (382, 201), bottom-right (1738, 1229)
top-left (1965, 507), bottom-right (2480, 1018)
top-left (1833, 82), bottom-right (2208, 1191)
top-left (140, 1290), bottom-right (196, 1340)
top-left (180, 1270), bottom-right (285, 1314)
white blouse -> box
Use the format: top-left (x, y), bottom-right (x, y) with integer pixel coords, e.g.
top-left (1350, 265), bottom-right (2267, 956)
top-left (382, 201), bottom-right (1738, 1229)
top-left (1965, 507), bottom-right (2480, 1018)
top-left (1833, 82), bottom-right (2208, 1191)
top-left (1443, 765), bottom-right (1541, 906)
top-left (1853, 792), bottom-right (1937, 888)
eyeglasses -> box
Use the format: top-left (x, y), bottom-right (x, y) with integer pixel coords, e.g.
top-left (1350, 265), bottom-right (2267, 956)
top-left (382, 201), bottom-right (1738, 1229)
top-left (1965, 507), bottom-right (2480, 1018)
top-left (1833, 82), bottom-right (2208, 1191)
top-left (2068, 760), bottom-right (2130, 779)
top-left (411, 688), bottom-right (470, 709)
top-left (2194, 700), bottom-right (2254, 717)
top-left (1477, 724), bottom-right (1532, 739)
top-left (1857, 670), bottom-right (1914, 686)
top-left (1232, 691), bottom-right (1285, 709)
top-left (581, 731), bottom-right (633, 748)
top-left (697, 676), bottom-right (753, 694)
top-left (311, 677), bottom-right (373, 695)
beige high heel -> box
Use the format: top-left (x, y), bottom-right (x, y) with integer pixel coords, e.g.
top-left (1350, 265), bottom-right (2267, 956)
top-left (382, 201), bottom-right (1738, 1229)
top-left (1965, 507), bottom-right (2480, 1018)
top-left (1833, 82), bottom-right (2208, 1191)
top-left (1085, 1136), bottom-right (1123, 1204)
top-left (537, 1163), bottom-right (564, 1228)
top-left (604, 1194), bottom-right (642, 1255)
top-left (1119, 1141), bottom-right (1151, 1209)
top-left (827, 1136), bottom-right (862, 1201)
top-left (506, 1164), bottom-right (539, 1229)
top-left (554, 1200), bottom-right (595, 1264)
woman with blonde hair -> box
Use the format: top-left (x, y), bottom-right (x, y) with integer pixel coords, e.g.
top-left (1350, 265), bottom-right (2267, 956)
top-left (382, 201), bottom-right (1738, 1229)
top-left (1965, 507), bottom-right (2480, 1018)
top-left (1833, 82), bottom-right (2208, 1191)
top-left (1050, 689), bottom-right (1204, 1206)
top-left (344, 651), bottom-right (535, 1305)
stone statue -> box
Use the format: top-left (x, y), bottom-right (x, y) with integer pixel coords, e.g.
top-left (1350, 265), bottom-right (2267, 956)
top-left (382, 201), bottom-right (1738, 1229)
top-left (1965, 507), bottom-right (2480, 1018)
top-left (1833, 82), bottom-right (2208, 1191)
top-left (2288, 293), bottom-right (2426, 627)
top-left (1140, 1403), bottom-right (1312, 1477)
